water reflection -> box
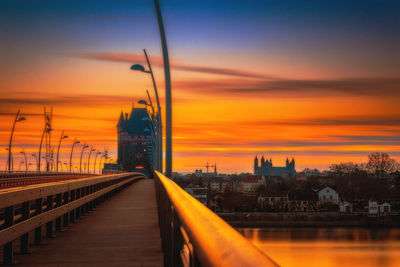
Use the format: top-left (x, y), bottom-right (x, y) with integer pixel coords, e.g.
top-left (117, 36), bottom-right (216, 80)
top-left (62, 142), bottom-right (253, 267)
top-left (239, 228), bottom-right (400, 267)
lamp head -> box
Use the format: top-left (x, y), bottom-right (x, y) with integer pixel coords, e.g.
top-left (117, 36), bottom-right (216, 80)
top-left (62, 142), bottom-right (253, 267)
top-left (63, 135), bottom-right (69, 139)
top-left (138, 100), bottom-right (148, 105)
top-left (76, 141), bottom-right (81, 144)
top-left (130, 64), bottom-right (145, 72)
top-left (17, 116), bottom-right (26, 122)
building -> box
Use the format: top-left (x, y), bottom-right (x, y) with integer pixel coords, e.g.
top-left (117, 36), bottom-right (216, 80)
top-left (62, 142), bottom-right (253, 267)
top-left (339, 202), bottom-right (353, 212)
top-left (253, 156), bottom-right (296, 178)
top-left (241, 175), bottom-right (265, 195)
top-left (117, 108), bottom-right (156, 175)
top-left (184, 187), bottom-right (207, 206)
top-left (318, 186), bottom-right (339, 205)
top-left (257, 192), bottom-right (289, 210)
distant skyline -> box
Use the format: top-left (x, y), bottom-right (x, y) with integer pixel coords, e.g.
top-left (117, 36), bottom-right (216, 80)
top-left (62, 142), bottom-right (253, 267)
top-left (0, 0), bottom-right (399, 173)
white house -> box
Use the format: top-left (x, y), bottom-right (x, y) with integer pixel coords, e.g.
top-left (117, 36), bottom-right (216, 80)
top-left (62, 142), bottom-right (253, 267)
top-left (368, 200), bottom-right (378, 215)
top-left (339, 202), bottom-right (353, 212)
top-left (318, 186), bottom-right (339, 205)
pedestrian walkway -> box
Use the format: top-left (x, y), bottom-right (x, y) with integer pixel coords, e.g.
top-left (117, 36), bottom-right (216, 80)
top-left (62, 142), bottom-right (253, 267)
top-left (16, 179), bottom-right (163, 266)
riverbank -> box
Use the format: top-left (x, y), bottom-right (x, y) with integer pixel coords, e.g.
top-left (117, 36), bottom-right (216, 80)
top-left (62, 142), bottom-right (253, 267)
top-left (218, 212), bottom-right (400, 227)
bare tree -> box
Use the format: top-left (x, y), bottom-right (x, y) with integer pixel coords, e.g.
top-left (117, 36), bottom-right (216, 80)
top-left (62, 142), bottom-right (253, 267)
top-left (329, 162), bottom-right (361, 176)
top-left (366, 152), bottom-right (397, 178)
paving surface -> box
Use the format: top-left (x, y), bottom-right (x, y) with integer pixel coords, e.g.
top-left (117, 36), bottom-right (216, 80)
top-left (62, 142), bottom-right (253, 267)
top-left (15, 179), bottom-right (163, 266)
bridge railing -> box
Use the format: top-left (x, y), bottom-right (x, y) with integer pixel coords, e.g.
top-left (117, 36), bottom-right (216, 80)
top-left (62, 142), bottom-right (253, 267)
top-left (0, 172), bottom-right (145, 264)
top-left (154, 171), bottom-right (277, 267)
top-left (0, 171), bottom-right (89, 179)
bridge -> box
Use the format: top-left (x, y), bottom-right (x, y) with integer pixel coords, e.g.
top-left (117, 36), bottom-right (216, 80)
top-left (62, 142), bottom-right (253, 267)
top-left (0, 172), bottom-right (277, 266)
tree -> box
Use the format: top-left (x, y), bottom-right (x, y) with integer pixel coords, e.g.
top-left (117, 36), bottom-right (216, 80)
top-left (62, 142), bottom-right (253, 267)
top-left (366, 152), bottom-right (397, 178)
top-left (329, 162), bottom-right (361, 176)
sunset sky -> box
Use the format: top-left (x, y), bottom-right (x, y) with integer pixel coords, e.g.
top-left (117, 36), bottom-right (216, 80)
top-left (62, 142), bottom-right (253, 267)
top-left (0, 0), bottom-right (399, 173)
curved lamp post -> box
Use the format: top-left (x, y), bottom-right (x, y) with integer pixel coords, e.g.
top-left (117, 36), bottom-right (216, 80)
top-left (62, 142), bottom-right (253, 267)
top-left (87, 147), bottom-right (96, 173)
top-left (38, 127), bottom-right (51, 172)
top-left (138, 99), bottom-right (160, 172)
top-left (32, 153), bottom-right (38, 171)
top-left (93, 151), bottom-right (102, 174)
top-left (20, 150), bottom-right (28, 171)
top-left (131, 49), bottom-right (163, 173)
top-left (19, 160), bottom-right (25, 171)
top-left (98, 152), bottom-right (104, 174)
top-left (80, 144), bottom-right (89, 173)
top-left (154, 0), bottom-right (172, 176)
top-left (8, 110), bottom-right (26, 172)
top-left (69, 138), bottom-right (80, 172)
top-left (56, 131), bottom-right (68, 172)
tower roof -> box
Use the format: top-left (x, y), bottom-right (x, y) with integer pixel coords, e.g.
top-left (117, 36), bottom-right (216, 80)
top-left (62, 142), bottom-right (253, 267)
top-left (126, 108), bottom-right (153, 135)
top-left (117, 111), bottom-right (126, 127)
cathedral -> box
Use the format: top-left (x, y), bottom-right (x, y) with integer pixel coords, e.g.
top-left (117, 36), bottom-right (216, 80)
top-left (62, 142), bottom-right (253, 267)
top-left (253, 156), bottom-right (296, 178)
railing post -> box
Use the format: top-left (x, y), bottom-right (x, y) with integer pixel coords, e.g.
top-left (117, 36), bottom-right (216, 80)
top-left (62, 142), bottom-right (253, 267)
top-left (63, 191), bottom-right (69, 227)
top-left (20, 201), bottom-right (30, 253)
top-left (75, 188), bottom-right (81, 219)
top-left (34, 198), bottom-right (43, 245)
top-left (55, 193), bottom-right (62, 231)
top-left (69, 190), bottom-right (75, 223)
top-left (3, 206), bottom-right (14, 264)
top-left (46, 195), bottom-right (54, 238)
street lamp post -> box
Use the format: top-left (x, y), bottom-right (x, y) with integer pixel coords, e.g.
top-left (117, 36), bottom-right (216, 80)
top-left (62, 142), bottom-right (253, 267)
top-left (87, 147), bottom-right (95, 174)
top-left (32, 153), bottom-right (38, 171)
top-left (69, 138), bottom-right (80, 172)
top-left (93, 151), bottom-right (101, 174)
top-left (19, 160), bottom-right (25, 171)
top-left (131, 50), bottom-right (163, 173)
top-left (20, 150), bottom-right (27, 171)
top-left (80, 144), bottom-right (89, 173)
top-left (56, 131), bottom-right (68, 172)
top-left (8, 110), bottom-right (26, 172)
top-left (154, 0), bottom-right (172, 176)
top-left (98, 153), bottom-right (104, 174)
top-left (138, 98), bottom-right (160, 172)
top-left (38, 127), bottom-right (51, 172)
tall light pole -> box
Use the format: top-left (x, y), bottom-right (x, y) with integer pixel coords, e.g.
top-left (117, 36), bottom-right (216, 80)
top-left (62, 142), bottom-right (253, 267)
top-left (20, 150), bottom-right (27, 171)
top-left (38, 127), bottom-right (51, 172)
top-left (56, 131), bottom-right (68, 172)
top-left (87, 147), bottom-right (95, 174)
top-left (98, 152), bottom-right (104, 174)
top-left (80, 144), bottom-right (89, 173)
top-left (154, 0), bottom-right (172, 177)
top-left (8, 110), bottom-right (26, 172)
top-left (69, 138), bottom-right (80, 172)
top-left (93, 151), bottom-right (101, 174)
top-left (130, 50), bottom-right (162, 172)
top-left (32, 153), bottom-right (38, 171)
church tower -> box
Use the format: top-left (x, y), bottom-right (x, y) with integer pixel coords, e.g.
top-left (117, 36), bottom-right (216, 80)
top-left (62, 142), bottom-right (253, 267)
top-left (254, 156), bottom-right (259, 174)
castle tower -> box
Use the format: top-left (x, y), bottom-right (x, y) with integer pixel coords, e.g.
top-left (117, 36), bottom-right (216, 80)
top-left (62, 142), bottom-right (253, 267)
top-left (286, 158), bottom-right (289, 168)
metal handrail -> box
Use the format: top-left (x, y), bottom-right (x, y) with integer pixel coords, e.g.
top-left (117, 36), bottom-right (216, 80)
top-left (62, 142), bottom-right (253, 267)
top-left (154, 171), bottom-right (278, 267)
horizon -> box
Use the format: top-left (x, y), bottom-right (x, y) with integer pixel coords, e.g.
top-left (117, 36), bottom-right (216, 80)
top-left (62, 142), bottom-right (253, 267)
top-left (1, 0), bottom-right (400, 174)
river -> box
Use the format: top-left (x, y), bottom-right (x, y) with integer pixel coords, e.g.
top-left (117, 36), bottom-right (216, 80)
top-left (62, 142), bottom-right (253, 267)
top-left (238, 227), bottom-right (400, 267)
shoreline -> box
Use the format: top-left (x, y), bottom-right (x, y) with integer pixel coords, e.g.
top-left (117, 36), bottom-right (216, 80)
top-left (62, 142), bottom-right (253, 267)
top-left (217, 212), bottom-right (400, 227)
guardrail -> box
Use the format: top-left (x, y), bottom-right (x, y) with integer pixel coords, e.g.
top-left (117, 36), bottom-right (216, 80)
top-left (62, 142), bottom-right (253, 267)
top-left (154, 171), bottom-right (277, 267)
top-left (0, 172), bottom-right (84, 179)
top-left (0, 172), bottom-right (145, 264)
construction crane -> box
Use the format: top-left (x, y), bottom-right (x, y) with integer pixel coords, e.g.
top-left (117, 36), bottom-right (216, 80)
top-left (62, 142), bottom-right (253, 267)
top-left (203, 162), bottom-right (217, 175)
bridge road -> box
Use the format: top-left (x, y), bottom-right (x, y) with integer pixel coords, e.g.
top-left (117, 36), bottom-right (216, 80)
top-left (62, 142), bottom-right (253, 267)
top-left (16, 179), bottom-right (163, 266)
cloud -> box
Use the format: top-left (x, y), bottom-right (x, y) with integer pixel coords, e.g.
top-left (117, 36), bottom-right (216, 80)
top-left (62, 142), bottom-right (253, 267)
top-left (69, 52), bottom-right (276, 79)
top-left (174, 77), bottom-right (400, 98)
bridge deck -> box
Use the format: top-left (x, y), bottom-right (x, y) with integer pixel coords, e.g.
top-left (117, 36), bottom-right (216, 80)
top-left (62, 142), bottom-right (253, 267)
top-left (16, 179), bottom-right (163, 266)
